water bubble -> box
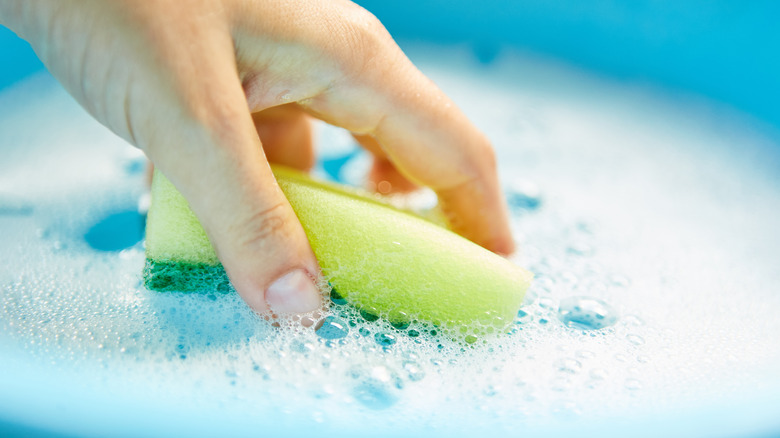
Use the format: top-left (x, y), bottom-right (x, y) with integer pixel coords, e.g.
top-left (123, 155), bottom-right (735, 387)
top-left (483, 385), bottom-right (500, 397)
top-left (551, 376), bottom-right (572, 392)
top-left (515, 309), bottom-right (533, 324)
top-left (557, 296), bottom-right (618, 330)
top-left (538, 297), bottom-right (555, 310)
top-left (290, 340), bottom-right (314, 354)
top-left (328, 288), bottom-right (348, 306)
top-left (350, 366), bottom-right (400, 410)
top-left (359, 309), bottom-right (379, 322)
top-left (389, 311), bottom-right (411, 330)
top-left (575, 350), bottom-right (595, 360)
top-left (627, 334), bottom-right (645, 346)
top-left (625, 378), bottom-right (642, 391)
top-left (551, 400), bottom-right (581, 419)
top-left (555, 358), bottom-right (582, 374)
top-left (316, 316), bottom-right (349, 340)
top-left (590, 368), bottom-right (607, 380)
top-left (402, 361), bottom-right (426, 382)
top-left (609, 274), bottom-right (632, 288)
top-left (623, 314), bottom-right (645, 327)
top-left (374, 332), bottom-right (397, 347)
top-left (566, 242), bottom-right (594, 257)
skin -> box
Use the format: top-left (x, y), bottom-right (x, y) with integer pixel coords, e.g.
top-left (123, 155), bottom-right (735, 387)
top-left (0, 0), bottom-right (515, 318)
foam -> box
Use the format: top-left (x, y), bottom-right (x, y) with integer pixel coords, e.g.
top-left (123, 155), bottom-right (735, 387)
top-left (1, 43), bottom-right (780, 436)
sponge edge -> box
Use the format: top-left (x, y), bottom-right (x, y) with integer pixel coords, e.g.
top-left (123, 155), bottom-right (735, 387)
top-left (145, 166), bottom-right (532, 336)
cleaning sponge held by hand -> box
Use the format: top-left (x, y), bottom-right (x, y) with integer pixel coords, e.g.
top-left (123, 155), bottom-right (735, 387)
top-left (144, 166), bottom-right (532, 336)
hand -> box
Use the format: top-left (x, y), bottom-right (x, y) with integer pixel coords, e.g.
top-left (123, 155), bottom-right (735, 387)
top-left (0, 0), bottom-right (515, 317)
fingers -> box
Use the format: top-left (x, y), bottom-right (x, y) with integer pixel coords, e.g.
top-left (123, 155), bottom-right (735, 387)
top-left (352, 133), bottom-right (418, 194)
top-left (252, 104), bottom-right (315, 172)
top-left (274, 7), bottom-right (515, 254)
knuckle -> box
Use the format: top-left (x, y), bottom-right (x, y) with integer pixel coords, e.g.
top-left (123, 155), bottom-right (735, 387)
top-left (232, 202), bottom-right (291, 252)
top-left (335, 7), bottom-right (391, 70)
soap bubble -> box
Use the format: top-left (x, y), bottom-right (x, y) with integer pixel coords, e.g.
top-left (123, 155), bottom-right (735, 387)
top-left (557, 296), bottom-right (619, 330)
top-left (316, 316), bottom-right (349, 340)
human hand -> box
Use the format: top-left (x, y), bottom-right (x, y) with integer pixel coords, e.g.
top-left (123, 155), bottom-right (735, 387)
top-left (0, 0), bottom-right (514, 317)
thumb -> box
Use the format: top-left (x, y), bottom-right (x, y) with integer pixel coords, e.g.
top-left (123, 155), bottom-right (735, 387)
top-left (152, 111), bottom-right (323, 316)
top-left (121, 24), bottom-right (324, 316)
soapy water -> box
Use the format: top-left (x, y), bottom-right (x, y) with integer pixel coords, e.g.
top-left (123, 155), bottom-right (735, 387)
top-left (2, 43), bottom-right (780, 437)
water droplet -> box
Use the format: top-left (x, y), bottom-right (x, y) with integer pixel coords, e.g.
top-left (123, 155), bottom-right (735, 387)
top-left (557, 296), bottom-right (618, 330)
top-left (627, 333), bottom-right (645, 345)
top-left (316, 316), bottom-right (349, 340)
top-left (590, 368), bottom-right (607, 380)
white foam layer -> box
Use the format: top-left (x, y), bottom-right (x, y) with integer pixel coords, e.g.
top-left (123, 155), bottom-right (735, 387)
top-left (1, 43), bottom-right (779, 437)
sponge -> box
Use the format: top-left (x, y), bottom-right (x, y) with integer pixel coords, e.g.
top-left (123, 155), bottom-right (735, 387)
top-left (144, 166), bottom-right (532, 335)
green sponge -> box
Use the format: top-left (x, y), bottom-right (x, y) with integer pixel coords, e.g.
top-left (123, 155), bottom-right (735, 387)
top-left (144, 166), bottom-right (531, 335)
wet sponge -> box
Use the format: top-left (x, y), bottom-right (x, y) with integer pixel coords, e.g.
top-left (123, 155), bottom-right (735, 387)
top-left (144, 166), bottom-right (532, 334)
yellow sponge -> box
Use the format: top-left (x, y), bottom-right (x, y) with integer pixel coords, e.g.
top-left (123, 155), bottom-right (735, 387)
top-left (144, 166), bottom-right (532, 335)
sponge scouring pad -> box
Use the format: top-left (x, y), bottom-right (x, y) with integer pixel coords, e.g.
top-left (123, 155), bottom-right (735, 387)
top-left (144, 166), bottom-right (532, 335)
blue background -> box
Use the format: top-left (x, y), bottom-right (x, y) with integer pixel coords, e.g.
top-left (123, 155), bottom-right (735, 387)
top-left (1, 2), bottom-right (780, 436)
top-left (2, 1), bottom-right (779, 128)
